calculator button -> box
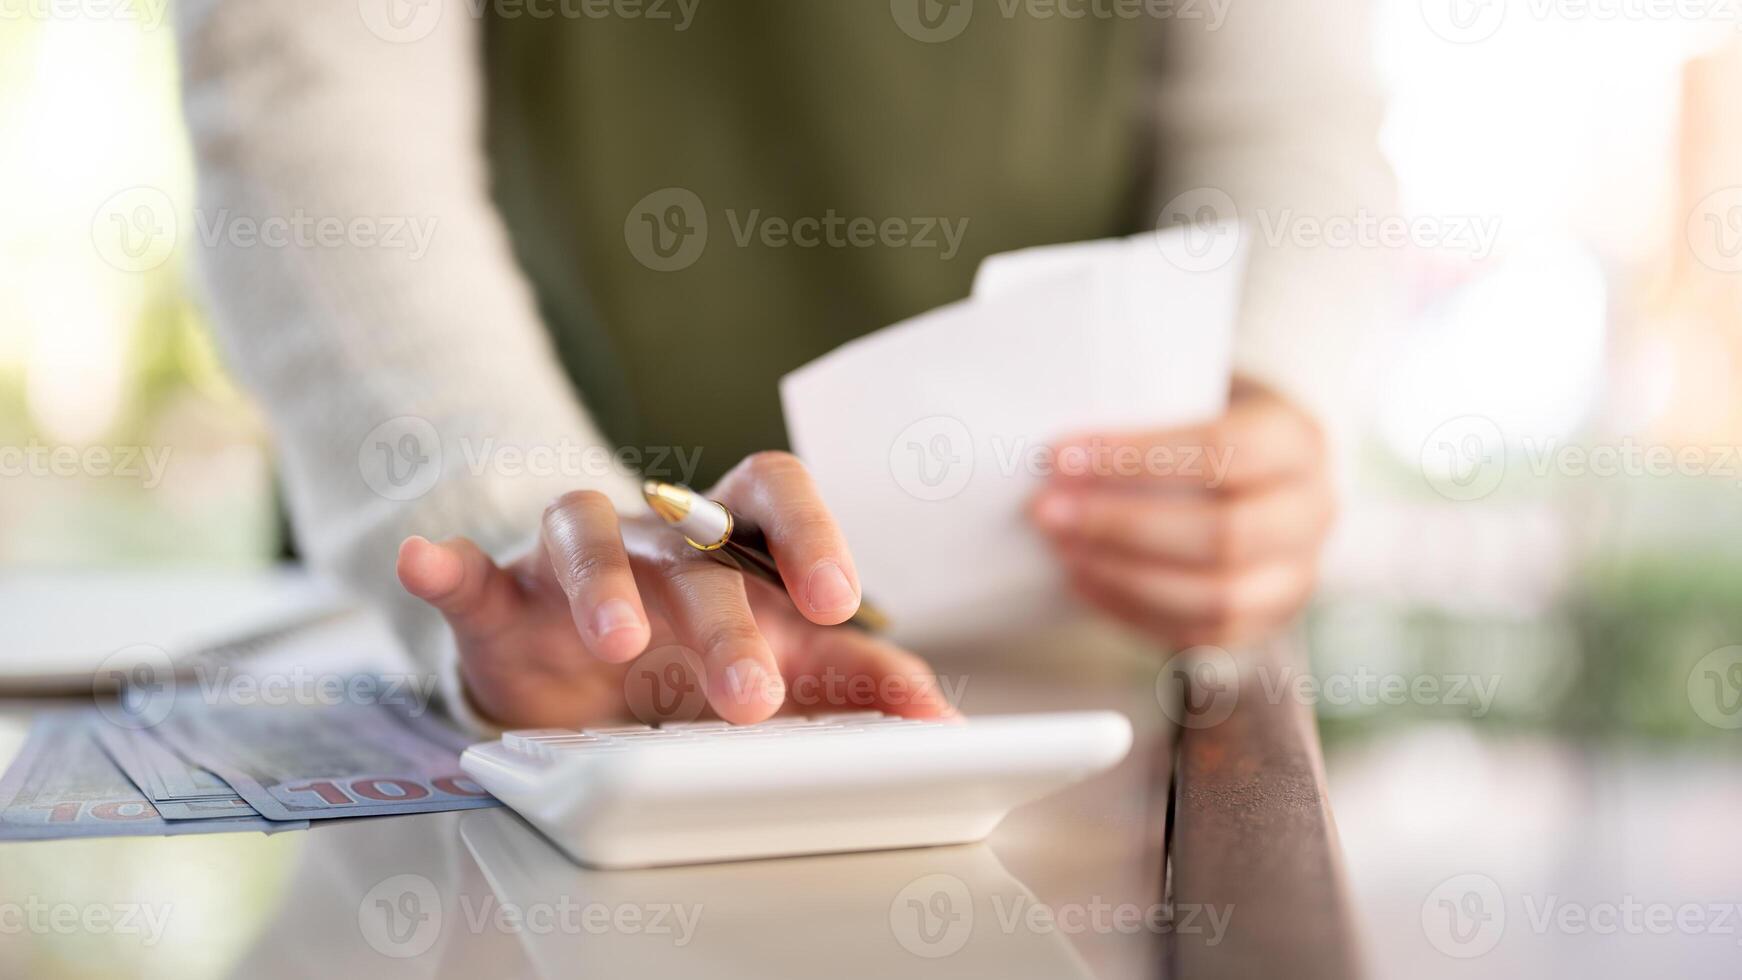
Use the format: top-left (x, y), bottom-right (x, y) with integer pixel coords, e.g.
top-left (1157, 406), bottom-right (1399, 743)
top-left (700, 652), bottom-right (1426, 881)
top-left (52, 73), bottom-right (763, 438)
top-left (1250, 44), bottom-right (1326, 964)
top-left (525, 738), bottom-right (600, 760)
top-left (544, 740), bottom-right (621, 755)
top-left (503, 730), bottom-right (584, 753)
top-left (810, 711), bottom-right (887, 723)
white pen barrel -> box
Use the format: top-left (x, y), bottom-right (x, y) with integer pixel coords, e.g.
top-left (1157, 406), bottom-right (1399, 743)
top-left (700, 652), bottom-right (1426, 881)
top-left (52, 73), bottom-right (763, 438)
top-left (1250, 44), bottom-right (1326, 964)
top-left (674, 498), bottom-right (733, 548)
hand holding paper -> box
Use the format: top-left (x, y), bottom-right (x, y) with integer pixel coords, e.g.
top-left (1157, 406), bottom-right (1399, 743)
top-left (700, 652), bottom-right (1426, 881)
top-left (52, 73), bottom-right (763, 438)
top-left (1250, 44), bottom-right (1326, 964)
top-left (783, 229), bottom-right (1260, 646)
top-left (1032, 379), bottom-right (1336, 649)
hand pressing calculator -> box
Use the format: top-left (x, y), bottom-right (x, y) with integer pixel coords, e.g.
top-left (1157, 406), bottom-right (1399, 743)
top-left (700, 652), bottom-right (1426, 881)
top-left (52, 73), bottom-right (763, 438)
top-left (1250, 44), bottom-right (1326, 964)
top-left (461, 711), bottom-right (1133, 868)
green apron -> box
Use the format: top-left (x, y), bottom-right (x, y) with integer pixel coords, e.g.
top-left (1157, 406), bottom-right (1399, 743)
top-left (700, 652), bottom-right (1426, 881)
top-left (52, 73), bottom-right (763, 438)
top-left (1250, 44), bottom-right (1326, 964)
top-left (484, 1), bottom-right (1145, 486)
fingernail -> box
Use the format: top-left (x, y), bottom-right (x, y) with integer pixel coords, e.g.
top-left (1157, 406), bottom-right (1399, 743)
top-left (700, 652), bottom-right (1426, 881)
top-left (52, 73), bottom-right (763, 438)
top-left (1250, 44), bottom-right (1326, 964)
top-left (724, 659), bottom-right (785, 707)
top-left (1033, 492), bottom-right (1081, 531)
top-left (804, 561), bottom-right (858, 616)
top-left (591, 598), bottom-right (642, 639)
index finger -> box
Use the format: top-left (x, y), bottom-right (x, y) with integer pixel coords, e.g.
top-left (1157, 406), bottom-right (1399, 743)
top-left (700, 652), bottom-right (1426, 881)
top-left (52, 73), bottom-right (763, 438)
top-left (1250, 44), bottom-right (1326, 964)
top-left (709, 451), bottom-right (863, 626)
top-left (1050, 396), bottom-right (1324, 493)
top-left (780, 628), bottom-right (959, 720)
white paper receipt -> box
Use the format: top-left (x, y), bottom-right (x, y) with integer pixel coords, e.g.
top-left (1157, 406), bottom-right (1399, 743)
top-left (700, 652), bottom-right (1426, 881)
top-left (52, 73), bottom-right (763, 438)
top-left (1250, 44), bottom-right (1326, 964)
top-left (781, 229), bottom-right (1246, 646)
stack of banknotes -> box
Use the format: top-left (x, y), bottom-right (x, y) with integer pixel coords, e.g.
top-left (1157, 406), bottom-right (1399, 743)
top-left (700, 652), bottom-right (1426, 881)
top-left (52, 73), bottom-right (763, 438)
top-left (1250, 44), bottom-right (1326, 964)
top-left (0, 691), bottom-right (499, 840)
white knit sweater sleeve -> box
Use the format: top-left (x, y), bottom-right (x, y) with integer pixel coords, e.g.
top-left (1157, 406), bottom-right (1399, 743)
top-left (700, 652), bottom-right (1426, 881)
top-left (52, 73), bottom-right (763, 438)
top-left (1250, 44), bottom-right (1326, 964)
top-left (175, 0), bottom-right (641, 731)
top-left (1146, 0), bottom-right (1398, 443)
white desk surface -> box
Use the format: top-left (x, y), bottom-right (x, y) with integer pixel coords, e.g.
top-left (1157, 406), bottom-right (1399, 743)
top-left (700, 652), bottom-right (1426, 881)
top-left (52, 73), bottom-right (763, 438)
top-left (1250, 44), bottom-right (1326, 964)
top-left (3, 572), bottom-right (1738, 979)
top-left (0, 591), bottom-right (1174, 980)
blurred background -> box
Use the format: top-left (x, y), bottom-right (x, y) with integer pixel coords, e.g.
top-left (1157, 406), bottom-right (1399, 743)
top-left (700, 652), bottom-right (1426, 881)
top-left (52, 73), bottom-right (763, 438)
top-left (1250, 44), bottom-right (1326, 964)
top-left (2, 2), bottom-right (1741, 978)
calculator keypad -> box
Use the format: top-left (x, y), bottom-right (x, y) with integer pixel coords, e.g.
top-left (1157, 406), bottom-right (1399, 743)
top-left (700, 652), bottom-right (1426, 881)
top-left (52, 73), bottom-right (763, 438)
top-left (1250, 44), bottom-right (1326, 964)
top-left (501, 713), bottom-right (939, 761)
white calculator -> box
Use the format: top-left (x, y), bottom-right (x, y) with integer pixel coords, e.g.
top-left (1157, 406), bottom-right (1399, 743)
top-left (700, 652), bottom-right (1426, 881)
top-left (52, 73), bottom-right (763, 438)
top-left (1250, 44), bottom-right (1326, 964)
top-left (460, 711), bottom-right (1134, 869)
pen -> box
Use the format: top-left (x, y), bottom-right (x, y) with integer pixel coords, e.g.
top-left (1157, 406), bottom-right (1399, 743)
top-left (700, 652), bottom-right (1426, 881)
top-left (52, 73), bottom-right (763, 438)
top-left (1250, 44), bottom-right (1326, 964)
top-left (641, 480), bottom-right (890, 634)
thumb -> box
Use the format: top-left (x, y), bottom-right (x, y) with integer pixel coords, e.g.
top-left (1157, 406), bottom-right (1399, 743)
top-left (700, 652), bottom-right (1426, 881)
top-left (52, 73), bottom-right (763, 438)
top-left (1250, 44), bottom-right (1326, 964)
top-left (397, 535), bottom-right (526, 640)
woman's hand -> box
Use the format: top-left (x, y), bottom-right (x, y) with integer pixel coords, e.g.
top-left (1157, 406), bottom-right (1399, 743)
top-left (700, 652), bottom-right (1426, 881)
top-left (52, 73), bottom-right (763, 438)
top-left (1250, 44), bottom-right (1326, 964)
top-left (1030, 380), bottom-right (1335, 649)
top-left (396, 452), bottom-right (952, 729)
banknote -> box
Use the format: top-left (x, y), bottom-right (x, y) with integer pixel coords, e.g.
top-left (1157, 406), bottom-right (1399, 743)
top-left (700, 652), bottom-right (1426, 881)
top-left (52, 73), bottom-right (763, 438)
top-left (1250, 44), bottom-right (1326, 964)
top-left (390, 701), bottom-right (479, 755)
top-left (0, 712), bottom-right (304, 839)
top-left (92, 723), bottom-right (264, 820)
top-left (152, 700), bottom-right (499, 820)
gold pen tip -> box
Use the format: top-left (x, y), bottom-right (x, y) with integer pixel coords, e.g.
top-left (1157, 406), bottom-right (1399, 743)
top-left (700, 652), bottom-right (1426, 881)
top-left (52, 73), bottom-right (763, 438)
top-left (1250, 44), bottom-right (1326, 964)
top-left (641, 480), bottom-right (693, 524)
